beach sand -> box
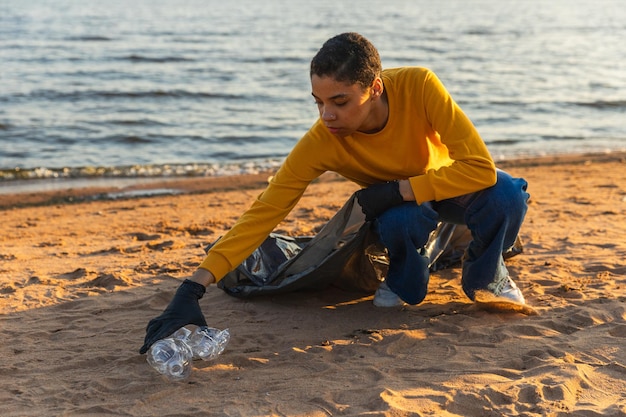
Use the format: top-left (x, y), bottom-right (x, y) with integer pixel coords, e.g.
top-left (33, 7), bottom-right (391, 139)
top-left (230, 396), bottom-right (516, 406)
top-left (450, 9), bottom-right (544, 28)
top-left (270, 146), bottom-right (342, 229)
top-left (1, 153), bottom-right (625, 417)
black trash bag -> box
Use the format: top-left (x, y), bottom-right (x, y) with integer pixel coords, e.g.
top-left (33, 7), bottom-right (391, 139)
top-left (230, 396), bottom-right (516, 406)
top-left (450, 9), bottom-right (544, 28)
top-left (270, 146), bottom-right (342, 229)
top-left (427, 224), bottom-right (523, 272)
top-left (210, 194), bottom-right (381, 298)
top-left (208, 193), bottom-right (522, 298)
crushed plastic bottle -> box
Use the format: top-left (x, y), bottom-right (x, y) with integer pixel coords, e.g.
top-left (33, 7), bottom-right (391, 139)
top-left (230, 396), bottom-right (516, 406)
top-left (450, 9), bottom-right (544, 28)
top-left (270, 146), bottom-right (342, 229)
top-left (146, 326), bottom-right (230, 382)
top-left (146, 337), bottom-right (193, 382)
top-left (187, 327), bottom-right (230, 361)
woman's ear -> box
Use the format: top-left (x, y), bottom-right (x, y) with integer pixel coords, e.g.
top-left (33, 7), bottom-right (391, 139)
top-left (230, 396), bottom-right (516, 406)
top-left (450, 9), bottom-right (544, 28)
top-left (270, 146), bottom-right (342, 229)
top-left (371, 76), bottom-right (384, 98)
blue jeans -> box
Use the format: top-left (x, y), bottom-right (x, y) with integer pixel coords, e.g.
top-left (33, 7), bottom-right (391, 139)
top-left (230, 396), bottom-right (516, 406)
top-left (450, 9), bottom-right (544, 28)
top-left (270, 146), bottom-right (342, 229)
top-left (375, 170), bottom-right (529, 304)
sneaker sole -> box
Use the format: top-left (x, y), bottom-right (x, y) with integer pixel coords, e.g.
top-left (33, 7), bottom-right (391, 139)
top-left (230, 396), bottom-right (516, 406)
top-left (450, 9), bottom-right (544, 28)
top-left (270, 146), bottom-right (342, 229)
top-left (474, 290), bottom-right (538, 316)
top-left (373, 299), bottom-right (406, 308)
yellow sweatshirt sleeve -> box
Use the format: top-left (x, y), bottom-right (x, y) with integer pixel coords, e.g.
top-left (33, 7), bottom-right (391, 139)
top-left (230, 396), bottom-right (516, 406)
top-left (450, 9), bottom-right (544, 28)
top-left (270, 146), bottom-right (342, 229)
top-left (199, 135), bottom-right (328, 281)
top-left (406, 69), bottom-right (496, 203)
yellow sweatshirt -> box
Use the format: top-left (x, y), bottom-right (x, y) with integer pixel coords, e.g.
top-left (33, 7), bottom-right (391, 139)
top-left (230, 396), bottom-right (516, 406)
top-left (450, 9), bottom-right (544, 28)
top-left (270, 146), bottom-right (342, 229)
top-left (200, 67), bottom-right (496, 281)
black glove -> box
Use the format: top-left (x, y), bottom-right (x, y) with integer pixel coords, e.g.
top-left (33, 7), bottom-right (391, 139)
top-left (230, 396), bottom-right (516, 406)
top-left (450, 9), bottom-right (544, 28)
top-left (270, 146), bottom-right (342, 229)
top-left (139, 279), bottom-right (208, 354)
top-left (355, 181), bottom-right (404, 221)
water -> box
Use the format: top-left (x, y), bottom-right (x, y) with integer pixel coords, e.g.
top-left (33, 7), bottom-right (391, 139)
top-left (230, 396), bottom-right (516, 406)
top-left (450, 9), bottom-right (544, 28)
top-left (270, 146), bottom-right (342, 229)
top-left (1, 0), bottom-right (624, 186)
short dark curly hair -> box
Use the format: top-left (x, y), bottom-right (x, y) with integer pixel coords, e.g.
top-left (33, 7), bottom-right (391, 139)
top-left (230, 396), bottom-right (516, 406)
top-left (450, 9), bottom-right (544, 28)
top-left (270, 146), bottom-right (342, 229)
top-left (310, 32), bottom-right (382, 90)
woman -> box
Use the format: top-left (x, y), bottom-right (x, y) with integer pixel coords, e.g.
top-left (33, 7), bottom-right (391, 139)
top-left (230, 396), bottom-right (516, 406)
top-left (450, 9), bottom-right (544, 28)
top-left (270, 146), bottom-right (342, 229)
top-left (140, 32), bottom-right (529, 354)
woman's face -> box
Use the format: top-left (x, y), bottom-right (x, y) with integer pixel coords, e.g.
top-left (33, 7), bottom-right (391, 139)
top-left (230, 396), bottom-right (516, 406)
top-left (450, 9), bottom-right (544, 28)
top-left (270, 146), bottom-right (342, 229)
top-left (311, 74), bottom-right (384, 138)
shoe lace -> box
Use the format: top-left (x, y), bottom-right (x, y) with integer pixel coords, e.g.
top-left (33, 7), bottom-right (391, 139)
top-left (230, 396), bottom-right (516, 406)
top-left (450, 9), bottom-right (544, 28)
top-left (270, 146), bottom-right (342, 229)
top-left (486, 275), bottom-right (509, 296)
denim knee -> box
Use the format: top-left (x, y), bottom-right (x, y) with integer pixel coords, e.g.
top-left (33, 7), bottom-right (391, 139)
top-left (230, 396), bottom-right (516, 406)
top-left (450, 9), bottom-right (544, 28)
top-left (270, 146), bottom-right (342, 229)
top-left (376, 202), bottom-right (439, 250)
top-left (492, 170), bottom-right (529, 218)
top-left (499, 171), bottom-right (529, 217)
top-left (465, 172), bottom-right (529, 241)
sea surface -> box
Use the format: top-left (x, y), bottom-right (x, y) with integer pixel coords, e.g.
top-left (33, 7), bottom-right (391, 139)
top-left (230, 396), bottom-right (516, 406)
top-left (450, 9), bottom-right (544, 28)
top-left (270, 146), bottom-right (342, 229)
top-left (1, 0), bottom-right (625, 190)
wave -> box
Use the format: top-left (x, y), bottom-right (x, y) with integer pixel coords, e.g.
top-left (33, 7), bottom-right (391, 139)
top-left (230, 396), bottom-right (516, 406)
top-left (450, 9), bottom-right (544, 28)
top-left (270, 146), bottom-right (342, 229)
top-left (65, 35), bottom-right (113, 42)
top-left (573, 100), bottom-right (626, 110)
top-left (486, 99), bottom-right (626, 112)
top-left (108, 135), bottom-right (154, 144)
top-left (108, 119), bottom-right (168, 127)
top-left (237, 56), bottom-right (308, 64)
top-left (120, 54), bottom-right (195, 63)
top-left (488, 100), bottom-right (527, 107)
top-left (540, 135), bottom-right (586, 141)
top-left (0, 160), bottom-right (283, 182)
top-left (487, 139), bottom-right (524, 146)
top-left (4, 89), bottom-right (245, 102)
top-left (463, 28), bottom-right (496, 36)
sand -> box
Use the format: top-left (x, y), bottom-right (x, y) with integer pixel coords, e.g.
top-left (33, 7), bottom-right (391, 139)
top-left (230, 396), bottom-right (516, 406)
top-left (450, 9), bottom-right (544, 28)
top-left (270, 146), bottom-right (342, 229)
top-left (1, 153), bottom-right (625, 417)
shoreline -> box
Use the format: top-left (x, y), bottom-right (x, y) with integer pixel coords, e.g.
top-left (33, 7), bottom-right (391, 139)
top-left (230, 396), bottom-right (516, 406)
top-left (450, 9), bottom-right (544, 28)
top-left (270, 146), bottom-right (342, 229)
top-left (1, 151), bottom-right (624, 210)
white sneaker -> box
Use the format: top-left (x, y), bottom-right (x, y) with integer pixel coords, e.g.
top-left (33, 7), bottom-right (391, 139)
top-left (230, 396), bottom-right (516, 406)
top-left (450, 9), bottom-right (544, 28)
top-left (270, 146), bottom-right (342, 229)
top-left (475, 277), bottom-right (536, 315)
top-left (498, 278), bottom-right (525, 304)
top-left (373, 282), bottom-right (406, 307)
